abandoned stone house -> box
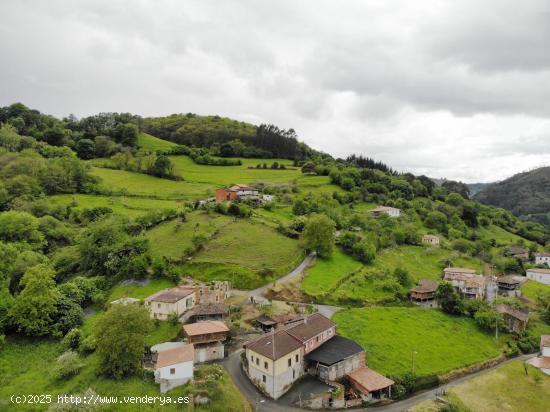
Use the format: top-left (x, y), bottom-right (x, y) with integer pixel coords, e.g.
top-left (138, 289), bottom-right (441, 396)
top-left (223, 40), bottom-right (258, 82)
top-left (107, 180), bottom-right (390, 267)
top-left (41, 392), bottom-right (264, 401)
top-left (187, 303), bottom-right (229, 323)
top-left (495, 304), bottom-right (529, 333)
top-left (422, 234), bottom-right (440, 245)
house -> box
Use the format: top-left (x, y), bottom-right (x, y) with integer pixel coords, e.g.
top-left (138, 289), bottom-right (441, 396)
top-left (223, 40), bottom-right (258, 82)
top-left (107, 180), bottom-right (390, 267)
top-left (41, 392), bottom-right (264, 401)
top-left (144, 286), bottom-right (196, 320)
top-left (443, 270), bottom-right (486, 300)
top-left (215, 184), bottom-right (259, 203)
top-left (410, 279), bottom-right (438, 305)
top-left (535, 252), bottom-right (550, 266)
top-left (497, 275), bottom-right (522, 297)
top-left (495, 304), bottom-right (529, 333)
top-left (370, 206), bottom-right (400, 218)
top-left (253, 313), bottom-right (305, 332)
top-left (284, 313), bottom-right (336, 354)
top-left (422, 235), bottom-right (440, 245)
top-left (526, 268), bottom-right (550, 286)
top-left (504, 246), bottom-right (529, 260)
top-left (195, 281), bottom-right (231, 305)
top-left (183, 320), bottom-right (229, 362)
top-left (527, 335), bottom-right (550, 375)
top-left (346, 367), bottom-right (394, 403)
top-left (153, 344), bottom-right (194, 393)
top-left (305, 335), bottom-right (365, 382)
top-left (244, 329), bottom-right (304, 399)
top-left (188, 303), bottom-right (229, 323)
top-left (443, 267), bottom-right (476, 277)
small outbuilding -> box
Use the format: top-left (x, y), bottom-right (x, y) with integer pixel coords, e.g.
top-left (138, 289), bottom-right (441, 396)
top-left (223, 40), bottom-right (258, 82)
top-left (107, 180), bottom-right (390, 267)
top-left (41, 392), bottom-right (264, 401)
top-left (346, 367), bottom-right (394, 403)
top-left (410, 279), bottom-right (438, 305)
top-left (153, 344), bottom-right (194, 393)
top-left (495, 304), bottom-right (529, 333)
top-left (306, 335), bottom-right (365, 382)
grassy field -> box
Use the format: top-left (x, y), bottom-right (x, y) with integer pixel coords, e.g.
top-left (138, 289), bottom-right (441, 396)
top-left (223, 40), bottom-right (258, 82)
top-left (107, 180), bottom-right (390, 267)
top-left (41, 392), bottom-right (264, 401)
top-left (108, 279), bottom-right (176, 302)
top-left (370, 245), bottom-right (483, 281)
top-left (146, 212), bottom-right (233, 259)
top-left (521, 279), bottom-right (550, 301)
top-left (449, 360), bottom-right (550, 412)
top-left (137, 132), bottom-right (178, 152)
top-left (475, 224), bottom-right (529, 246)
top-left (302, 248), bottom-right (362, 297)
top-left (185, 219), bottom-right (304, 289)
top-left (169, 155), bottom-right (301, 187)
top-left (294, 175), bottom-right (344, 195)
top-left (334, 307), bottom-right (502, 379)
top-left (49, 194), bottom-right (184, 217)
top-left (90, 166), bottom-right (215, 199)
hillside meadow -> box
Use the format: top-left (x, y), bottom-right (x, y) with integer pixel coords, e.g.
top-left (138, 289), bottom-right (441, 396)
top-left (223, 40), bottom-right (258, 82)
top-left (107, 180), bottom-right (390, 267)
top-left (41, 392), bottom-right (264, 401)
top-left (334, 307), bottom-right (502, 379)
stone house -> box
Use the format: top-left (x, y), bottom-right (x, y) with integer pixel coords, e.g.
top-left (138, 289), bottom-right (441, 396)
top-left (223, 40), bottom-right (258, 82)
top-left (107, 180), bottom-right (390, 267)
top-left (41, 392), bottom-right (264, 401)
top-left (183, 321), bottom-right (229, 363)
top-left (305, 335), bottom-right (365, 382)
top-left (495, 304), bottom-right (529, 333)
top-left (444, 270), bottom-right (486, 300)
top-left (534, 252), bottom-right (550, 266)
top-left (370, 206), bottom-right (400, 218)
top-left (504, 246), bottom-right (529, 260)
top-left (195, 281), bottom-right (231, 305)
top-left (187, 303), bottom-right (229, 323)
top-left (144, 286), bottom-right (196, 320)
top-left (422, 235), bottom-right (440, 245)
top-left (526, 268), bottom-right (550, 285)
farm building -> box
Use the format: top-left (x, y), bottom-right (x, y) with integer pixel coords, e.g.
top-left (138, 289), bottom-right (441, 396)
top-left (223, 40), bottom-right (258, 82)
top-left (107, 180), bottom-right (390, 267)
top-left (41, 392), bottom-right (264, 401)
top-left (144, 286), bottom-right (196, 320)
top-left (443, 270), bottom-right (486, 300)
top-left (305, 335), bottom-right (365, 382)
top-left (152, 343), bottom-right (194, 393)
top-left (497, 275), bottom-right (522, 297)
top-left (526, 268), bottom-right (550, 285)
top-left (422, 235), bottom-right (440, 245)
top-left (495, 304), bottom-right (529, 333)
top-left (370, 206), bottom-right (400, 218)
top-left (346, 367), bottom-right (394, 403)
top-left (183, 320), bottom-right (229, 363)
top-left (410, 279), bottom-right (438, 306)
top-left (215, 184), bottom-right (259, 203)
top-left (187, 303), bottom-right (229, 323)
top-left (253, 313), bottom-right (305, 332)
top-left (535, 252), bottom-right (550, 266)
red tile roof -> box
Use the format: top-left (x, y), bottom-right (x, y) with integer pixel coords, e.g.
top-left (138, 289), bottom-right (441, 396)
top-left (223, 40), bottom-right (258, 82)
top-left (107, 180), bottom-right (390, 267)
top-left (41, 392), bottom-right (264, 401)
top-left (284, 313), bottom-right (335, 343)
top-left (347, 367), bottom-right (394, 393)
top-left (183, 321), bottom-right (229, 336)
top-left (145, 286), bottom-right (195, 303)
top-left (245, 329), bottom-right (302, 360)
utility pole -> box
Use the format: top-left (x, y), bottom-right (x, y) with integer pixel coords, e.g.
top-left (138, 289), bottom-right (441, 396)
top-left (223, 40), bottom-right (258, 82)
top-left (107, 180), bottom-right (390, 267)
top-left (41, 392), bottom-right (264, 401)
top-left (412, 348), bottom-right (418, 375)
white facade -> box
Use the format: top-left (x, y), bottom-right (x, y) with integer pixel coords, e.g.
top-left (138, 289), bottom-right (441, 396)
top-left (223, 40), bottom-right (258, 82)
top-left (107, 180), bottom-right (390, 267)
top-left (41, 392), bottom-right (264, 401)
top-left (155, 361), bottom-right (193, 393)
top-left (146, 293), bottom-right (196, 320)
top-left (535, 255), bottom-right (550, 265)
top-left (387, 208), bottom-right (400, 218)
top-left (526, 269), bottom-right (550, 286)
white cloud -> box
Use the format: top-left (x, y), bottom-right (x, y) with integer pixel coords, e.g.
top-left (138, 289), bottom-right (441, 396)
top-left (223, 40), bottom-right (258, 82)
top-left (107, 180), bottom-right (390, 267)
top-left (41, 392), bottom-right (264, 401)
top-left (0, 0), bottom-right (549, 182)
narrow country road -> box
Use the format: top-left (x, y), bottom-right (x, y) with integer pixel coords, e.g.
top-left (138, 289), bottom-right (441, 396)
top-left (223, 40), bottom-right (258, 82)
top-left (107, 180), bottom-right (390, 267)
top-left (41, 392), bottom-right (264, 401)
top-left (221, 351), bottom-right (534, 412)
top-left (246, 252), bottom-right (317, 303)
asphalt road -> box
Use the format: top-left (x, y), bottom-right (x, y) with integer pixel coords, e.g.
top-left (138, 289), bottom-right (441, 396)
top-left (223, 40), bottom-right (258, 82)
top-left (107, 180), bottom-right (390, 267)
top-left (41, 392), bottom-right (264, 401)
top-left (221, 351), bottom-right (534, 412)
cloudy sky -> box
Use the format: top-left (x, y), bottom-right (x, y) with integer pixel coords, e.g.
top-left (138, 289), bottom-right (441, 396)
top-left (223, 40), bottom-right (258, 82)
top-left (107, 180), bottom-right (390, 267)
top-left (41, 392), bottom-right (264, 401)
top-left (1, 0), bottom-right (549, 182)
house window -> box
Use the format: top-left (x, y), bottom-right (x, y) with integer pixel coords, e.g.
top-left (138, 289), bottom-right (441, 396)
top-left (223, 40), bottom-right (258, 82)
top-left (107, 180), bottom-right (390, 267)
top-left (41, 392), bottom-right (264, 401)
top-left (295, 354), bottom-right (299, 363)
top-left (170, 368), bottom-right (175, 375)
top-left (288, 358), bottom-right (291, 367)
top-left (256, 358), bottom-right (259, 366)
top-left (262, 375), bottom-right (266, 383)
top-left (157, 303), bottom-right (161, 308)
top-left (264, 361), bottom-right (268, 370)
top-left (293, 370), bottom-right (296, 379)
top-left (251, 355), bottom-right (254, 362)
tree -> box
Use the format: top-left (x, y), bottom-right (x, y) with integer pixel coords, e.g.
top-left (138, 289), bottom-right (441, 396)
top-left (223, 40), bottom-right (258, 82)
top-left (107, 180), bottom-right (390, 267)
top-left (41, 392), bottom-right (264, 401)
top-left (434, 282), bottom-right (462, 315)
top-left (474, 307), bottom-right (503, 331)
top-left (9, 264), bottom-right (60, 336)
top-left (43, 126), bottom-right (66, 146)
top-left (75, 138), bottom-right (96, 159)
top-left (394, 267), bottom-right (413, 287)
top-left (0, 211), bottom-right (45, 246)
top-left (536, 290), bottom-right (550, 325)
top-left (303, 214), bottom-right (336, 257)
top-left (424, 211), bottom-right (448, 233)
top-left (352, 241), bottom-right (376, 263)
top-left (113, 123), bottom-right (138, 147)
top-left (95, 304), bottom-right (152, 379)
top-left (150, 155), bottom-right (173, 178)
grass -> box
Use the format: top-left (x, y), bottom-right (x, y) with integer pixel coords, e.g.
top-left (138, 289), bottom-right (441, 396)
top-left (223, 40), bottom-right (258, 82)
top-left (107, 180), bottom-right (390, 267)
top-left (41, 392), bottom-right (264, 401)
top-left (146, 212), bottom-right (233, 259)
top-left (475, 224), bottom-right (529, 246)
top-left (137, 132), bottom-right (178, 152)
top-left (108, 279), bottom-right (176, 302)
top-left (49, 194), bottom-right (184, 217)
top-left (333, 307), bottom-right (502, 379)
top-left (302, 248), bottom-right (362, 297)
top-left (521, 279), bottom-right (550, 301)
top-left (0, 337), bottom-right (248, 411)
top-left (294, 175), bottom-right (344, 195)
top-left (449, 360), bottom-right (550, 412)
top-left (184, 219), bottom-right (304, 289)
top-left (90, 167), bottom-right (216, 199)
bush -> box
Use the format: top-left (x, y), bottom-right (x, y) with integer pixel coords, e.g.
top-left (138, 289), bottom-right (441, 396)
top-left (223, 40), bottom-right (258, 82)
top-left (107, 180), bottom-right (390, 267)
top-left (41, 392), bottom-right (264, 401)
top-left (79, 335), bottom-right (97, 354)
top-left (54, 351), bottom-right (84, 379)
top-left (62, 328), bottom-right (82, 350)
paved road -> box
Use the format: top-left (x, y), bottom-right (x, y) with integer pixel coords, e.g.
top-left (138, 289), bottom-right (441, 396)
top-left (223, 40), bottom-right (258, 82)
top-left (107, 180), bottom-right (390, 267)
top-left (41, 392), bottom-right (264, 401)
top-left (246, 252), bottom-right (317, 303)
top-left (221, 350), bottom-right (534, 412)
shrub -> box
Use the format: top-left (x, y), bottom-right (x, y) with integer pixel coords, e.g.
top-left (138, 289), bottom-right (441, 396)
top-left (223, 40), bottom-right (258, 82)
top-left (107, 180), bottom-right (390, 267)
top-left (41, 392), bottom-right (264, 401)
top-left (54, 351), bottom-right (84, 379)
top-left (62, 328), bottom-right (82, 350)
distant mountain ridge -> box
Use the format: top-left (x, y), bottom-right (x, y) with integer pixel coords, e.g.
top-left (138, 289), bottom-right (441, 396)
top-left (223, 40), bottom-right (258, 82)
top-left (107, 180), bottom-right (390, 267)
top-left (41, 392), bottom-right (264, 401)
top-left (474, 166), bottom-right (550, 226)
